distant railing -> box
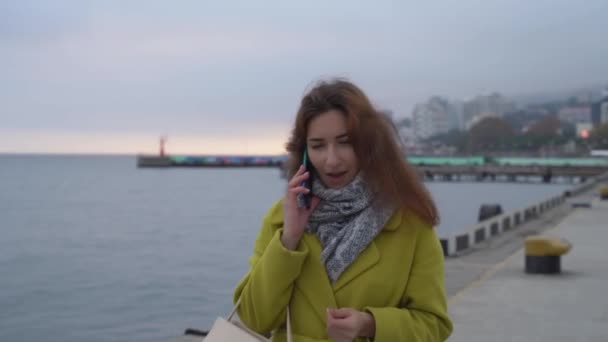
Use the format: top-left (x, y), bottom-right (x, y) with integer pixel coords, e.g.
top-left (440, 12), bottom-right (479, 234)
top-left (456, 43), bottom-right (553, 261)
top-left (439, 171), bottom-right (608, 256)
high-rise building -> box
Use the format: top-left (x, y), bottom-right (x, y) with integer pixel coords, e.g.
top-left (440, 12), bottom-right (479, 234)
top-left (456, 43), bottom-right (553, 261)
top-left (412, 97), bottom-right (451, 139)
top-left (592, 87), bottom-right (608, 126)
top-left (395, 117), bottom-right (416, 148)
top-left (463, 93), bottom-right (516, 127)
top-left (558, 106), bottom-right (592, 125)
top-left (448, 100), bottom-right (464, 131)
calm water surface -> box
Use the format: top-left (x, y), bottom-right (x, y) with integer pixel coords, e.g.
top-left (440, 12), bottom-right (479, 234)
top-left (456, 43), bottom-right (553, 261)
top-left (0, 155), bottom-right (571, 342)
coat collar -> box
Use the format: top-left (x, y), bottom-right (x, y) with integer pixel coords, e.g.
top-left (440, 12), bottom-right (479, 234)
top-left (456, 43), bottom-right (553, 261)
top-left (268, 200), bottom-right (403, 232)
top-left (383, 208), bottom-right (403, 231)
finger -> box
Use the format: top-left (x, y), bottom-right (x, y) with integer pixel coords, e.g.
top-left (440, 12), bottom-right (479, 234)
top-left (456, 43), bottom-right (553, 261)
top-left (288, 186), bottom-right (311, 195)
top-left (327, 324), bottom-right (351, 342)
top-left (326, 308), bottom-right (335, 322)
top-left (332, 333), bottom-right (353, 342)
top-left (326, 313), bottom-right (350, 341)
top-left (329, 308), bottom-right (353, 319)
top-left (327, 321), bottom-right (358, 342)
top-left (287, 166), bottom-right (305, 187)
top-left (293, 164), bottom-right (306, 177)
top-left (285, 187), bottom-right (309, 202)
top-left (328, 318), bottom-right (349, 330)
top-left (288, 171), bottom-right (310, 188)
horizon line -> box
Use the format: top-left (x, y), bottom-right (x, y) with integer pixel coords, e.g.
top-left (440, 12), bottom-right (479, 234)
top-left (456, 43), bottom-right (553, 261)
top-left (0, 151), bottom-right (289, 157)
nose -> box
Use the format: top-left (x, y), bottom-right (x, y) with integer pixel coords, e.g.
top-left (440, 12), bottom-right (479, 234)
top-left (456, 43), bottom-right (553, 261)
top-left (325, 144), bottom-right (340, 168)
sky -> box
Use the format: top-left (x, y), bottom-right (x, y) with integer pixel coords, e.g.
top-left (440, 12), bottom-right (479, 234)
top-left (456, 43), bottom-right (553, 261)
top-left (1, 0), bottom-right (607, 155)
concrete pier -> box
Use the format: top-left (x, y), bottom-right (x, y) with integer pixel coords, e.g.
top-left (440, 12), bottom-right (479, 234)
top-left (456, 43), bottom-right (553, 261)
top-left (446, 188), bottom-right (608, 341)
top-left (419, 164), bottom-right (608, 183)
top-left (137, 155), bottom-right (284, 168)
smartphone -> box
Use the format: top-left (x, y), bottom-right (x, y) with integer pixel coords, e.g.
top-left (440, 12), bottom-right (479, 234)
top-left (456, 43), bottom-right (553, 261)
top-left (300, 148), bottom-right (313, 209)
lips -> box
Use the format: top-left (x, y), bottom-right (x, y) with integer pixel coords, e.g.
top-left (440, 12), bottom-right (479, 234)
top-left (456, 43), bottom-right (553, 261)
top-left (326, 171), bottom-right (347, 179)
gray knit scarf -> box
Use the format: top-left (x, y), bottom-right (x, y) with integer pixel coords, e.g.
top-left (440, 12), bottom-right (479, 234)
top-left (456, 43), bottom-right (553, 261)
top-left (297, 173), bottom-right (394, 283)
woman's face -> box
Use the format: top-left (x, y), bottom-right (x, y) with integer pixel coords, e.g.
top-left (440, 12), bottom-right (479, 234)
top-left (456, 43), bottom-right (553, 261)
top-left (306, 110), bottom-right (359, 189)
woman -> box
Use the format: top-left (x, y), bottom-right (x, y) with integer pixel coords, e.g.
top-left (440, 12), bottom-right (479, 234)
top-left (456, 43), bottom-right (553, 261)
top-left (233, 79), bottom-right (453, 341)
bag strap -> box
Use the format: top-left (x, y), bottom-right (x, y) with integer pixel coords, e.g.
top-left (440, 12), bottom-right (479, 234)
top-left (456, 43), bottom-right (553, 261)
top-left (228, 297), bottom-right (293, 342)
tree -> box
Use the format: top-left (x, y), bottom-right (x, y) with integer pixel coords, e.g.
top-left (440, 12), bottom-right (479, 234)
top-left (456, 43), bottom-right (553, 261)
top-left (469, 117), bottom-right (514, 152)
top-left (590, 123), bottom-right (608, 149)
top-left (424, 129), bottom-right (470, 153)
top-left (526, 115), bottom-right (562, 137)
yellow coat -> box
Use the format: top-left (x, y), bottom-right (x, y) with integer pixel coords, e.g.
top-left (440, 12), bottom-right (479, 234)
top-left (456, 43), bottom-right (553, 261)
top-left (233, 200), bottom-right (453, 341)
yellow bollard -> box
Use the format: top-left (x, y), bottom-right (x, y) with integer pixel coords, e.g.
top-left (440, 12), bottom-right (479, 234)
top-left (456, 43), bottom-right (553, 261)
top-left (600, 186), bottom-right (608, 200)
top-left (525, 236), bottom-right (572, 274)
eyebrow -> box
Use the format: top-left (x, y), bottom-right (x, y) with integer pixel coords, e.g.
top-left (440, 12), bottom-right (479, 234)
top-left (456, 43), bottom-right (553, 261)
top-left (308, 133), bottom-right (349, 142)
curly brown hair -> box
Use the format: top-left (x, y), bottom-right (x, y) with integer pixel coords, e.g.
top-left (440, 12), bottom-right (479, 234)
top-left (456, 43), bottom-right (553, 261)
top-left (285, 78), bottom-right (439, 227)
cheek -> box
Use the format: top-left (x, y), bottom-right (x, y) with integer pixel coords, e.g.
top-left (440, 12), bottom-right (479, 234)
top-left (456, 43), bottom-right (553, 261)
top-left (342, 147), bottom-right (358, 168)
top-left (308, 152), bottom-right (324, 171)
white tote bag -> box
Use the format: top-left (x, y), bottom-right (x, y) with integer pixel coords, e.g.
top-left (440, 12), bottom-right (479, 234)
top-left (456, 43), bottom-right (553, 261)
top-left (203, 297), bottom-right (292, 342)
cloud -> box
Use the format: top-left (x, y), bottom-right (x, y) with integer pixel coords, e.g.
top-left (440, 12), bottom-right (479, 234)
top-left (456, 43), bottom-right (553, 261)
top-left (1, 0), bottom-right (608, 153)
top-left (2, 22), bottom-right (339, 81)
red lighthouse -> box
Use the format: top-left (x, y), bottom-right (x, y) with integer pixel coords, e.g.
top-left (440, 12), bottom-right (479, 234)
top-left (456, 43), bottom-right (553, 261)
top-left (159, 136), bottom-right (166, 157)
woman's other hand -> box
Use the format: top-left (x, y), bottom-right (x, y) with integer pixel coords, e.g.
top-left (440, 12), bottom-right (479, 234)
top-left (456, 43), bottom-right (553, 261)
top-left (282, 165), bottom-right (320, 250)
top-left (326, 308), bottom-right (376, 342)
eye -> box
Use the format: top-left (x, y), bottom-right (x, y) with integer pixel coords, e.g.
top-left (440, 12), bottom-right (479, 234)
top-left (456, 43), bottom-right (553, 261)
top-left (339, 139), bottom-right (351, 145)
top-left (310, 144), bottom-right (324, 150)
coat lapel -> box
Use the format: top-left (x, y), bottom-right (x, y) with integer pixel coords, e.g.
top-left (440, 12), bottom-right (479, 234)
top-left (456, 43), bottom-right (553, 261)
top-left (331, 208), bottom-right (403, 291)
top-left (295, 234), bottom-right (338, 322)
top-left (332, 241), bottom-right (380, 292)
top-left (268, 202), bottom-right (338, 323)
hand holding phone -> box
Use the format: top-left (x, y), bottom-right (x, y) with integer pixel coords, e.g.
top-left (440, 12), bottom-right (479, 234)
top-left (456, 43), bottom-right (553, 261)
top-left (281, 148), bottom-right (320, 250)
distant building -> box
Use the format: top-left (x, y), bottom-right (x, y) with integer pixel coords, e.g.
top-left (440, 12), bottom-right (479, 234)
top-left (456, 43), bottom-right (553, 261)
top-left (576, 92), bottom-right (592, 104)
top-left (448, 100), bottom-right (464, 131)
top-left (412, 97), bottom-right (451, 139)
top-left (379, 110), bottom-right (414, 152)
top-left (558, 106), bottom-right (592, 125)
top-left (395, 118), bottom-right (416, 148)
top-left (463, 93), bottom-right (516, 127)
top-left (591, 87), bottom-right (608, 126)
